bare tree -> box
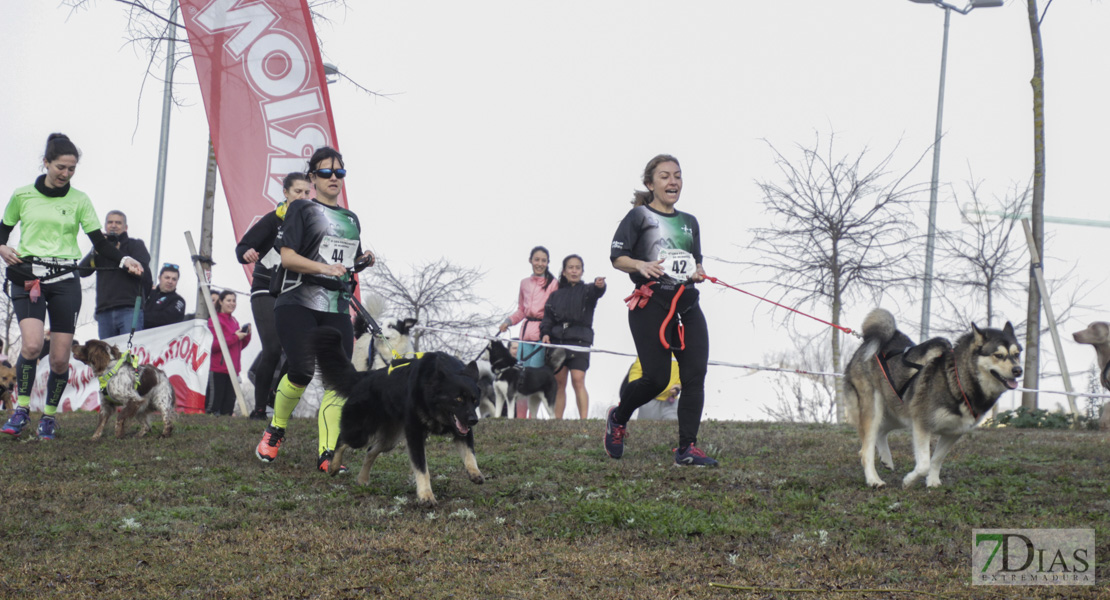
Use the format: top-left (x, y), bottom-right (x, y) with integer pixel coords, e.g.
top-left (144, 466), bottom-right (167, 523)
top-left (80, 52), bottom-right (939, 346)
top-left (761, 334), bottom-right (838, 424)
top-left (738, 131), bottom-right (927, 422)
top-left (932, 178), bottom-right (1028, 332)
top-left (360, 257), bottom-right (502, 359)
top-left (1022, 0), bottom-right (1048, 410)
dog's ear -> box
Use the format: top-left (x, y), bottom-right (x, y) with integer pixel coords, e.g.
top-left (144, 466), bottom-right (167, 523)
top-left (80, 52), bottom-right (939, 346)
top-left (71, 345), bottom-right (87, 361)
top-left (110, 345), bottom-right (122, 360)
top-left (399, 318), bottom-right (418, 334)
top-left (971, 322), bottom-right (985, 344)
top-left (463, 360), bottom-right (480, 382)
top-left (1002, 321), bottom-right (1016, 340)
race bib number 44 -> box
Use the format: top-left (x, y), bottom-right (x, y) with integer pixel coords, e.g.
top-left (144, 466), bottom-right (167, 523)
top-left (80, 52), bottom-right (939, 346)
top-left (659, 248), bottom-right (695, 281)
top-left (320, 236), bottom-right (358, 269)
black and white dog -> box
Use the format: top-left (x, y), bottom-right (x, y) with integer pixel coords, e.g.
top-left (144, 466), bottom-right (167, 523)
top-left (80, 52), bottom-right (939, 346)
top-left (485, 339), bottom-right (566, 419)
top-left (351, 314), bottom-right (418, 372)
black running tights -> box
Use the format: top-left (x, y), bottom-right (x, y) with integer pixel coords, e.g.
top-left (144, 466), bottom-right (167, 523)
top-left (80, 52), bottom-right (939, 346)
top-left (615, 299), bottom-right (708, 448)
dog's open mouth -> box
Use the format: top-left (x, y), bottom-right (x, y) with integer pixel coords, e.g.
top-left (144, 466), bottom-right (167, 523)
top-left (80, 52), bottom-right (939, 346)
top-left (992, 371), bottom-right (1020, 390)
top-left (454, 416), bottom-right (470, 436)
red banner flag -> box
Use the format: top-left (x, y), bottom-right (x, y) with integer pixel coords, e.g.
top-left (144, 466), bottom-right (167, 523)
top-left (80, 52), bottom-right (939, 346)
top-left (180, 0), bottom-right (345, 282)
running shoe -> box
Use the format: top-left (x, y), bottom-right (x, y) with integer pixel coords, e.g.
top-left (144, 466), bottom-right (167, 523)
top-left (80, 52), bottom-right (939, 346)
top-left (317, 450), bottom-right (349, 475)
top-left (1, 406), bottom-right (30, 437)
top-left (37, 416), bottom-right (57, 440)
top-left (603, 406), bottom-right (627, 459)
top-left (673, 444), bottom-right (718, 467)
top-left (255, 425), bottom-right (285, 462)
top-left (248, 409), bottom-right (268, 421)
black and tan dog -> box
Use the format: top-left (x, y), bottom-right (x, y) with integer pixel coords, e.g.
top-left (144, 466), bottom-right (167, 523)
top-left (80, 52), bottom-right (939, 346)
top-left (312, 327), bottom-right (483, 507)
top-left (72, 340), bottom-right (176, 440)
top-left (844, 308), bottom-right (1021, 488)
top-left (0, 363), bottom-right (15, 413)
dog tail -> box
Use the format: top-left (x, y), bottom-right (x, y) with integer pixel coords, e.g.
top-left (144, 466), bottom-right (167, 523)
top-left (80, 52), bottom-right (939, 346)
top-left (311, 326), bottom-right (364, 398)
top-left (857, 308), bottom-right (898, 361)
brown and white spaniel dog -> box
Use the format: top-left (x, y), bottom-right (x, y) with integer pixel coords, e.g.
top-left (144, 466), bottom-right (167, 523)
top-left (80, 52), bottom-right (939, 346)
top-left (72, 340), bottom-right (176, 440)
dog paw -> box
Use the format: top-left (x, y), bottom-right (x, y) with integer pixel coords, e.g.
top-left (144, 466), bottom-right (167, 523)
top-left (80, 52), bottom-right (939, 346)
top-left (866, 479), bottom-right (886, 488)
top-left (881, 460), bottom-right (894, 471)
top-left (926, 477), bottom-right (942, 488)
top-left (417, 495), bottom-right (438, 509)
top-left (902, 473), bottom-right (922, 488)
top-left (468, 471), bottom-right (485, 485)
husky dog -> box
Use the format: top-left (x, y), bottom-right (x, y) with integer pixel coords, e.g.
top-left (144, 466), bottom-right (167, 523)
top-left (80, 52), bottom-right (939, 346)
top-left (312, 327), bottom-right (483, 507)
top-left (844, 308), bottom-right (1022, 488)
top-left (486, 339), bottom-right (566, 418)
top-left (72, 340), bottom-right (177, 440)
top-left (351, 314), bottom-right (418, 372)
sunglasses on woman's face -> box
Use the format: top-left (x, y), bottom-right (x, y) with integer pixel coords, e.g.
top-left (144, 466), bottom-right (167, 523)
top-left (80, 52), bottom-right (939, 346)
top-left (313, 168), bottom-right (347, 180)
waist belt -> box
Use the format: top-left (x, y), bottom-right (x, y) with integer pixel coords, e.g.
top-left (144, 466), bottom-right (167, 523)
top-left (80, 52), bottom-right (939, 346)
top-left (624, 282), bottom-right (688, 351)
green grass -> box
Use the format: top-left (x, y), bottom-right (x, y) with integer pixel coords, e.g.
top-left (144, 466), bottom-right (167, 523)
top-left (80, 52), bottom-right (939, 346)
top-left (0, 412), bottom-right (1106, 598)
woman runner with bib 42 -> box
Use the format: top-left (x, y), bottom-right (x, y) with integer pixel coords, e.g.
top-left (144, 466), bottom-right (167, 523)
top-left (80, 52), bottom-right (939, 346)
top-left (0, 133), bottom-right (144, 440)
top-left (254, 147), bottom-right (374, 473)
top-left (604, 154), bottom-right (717, 467)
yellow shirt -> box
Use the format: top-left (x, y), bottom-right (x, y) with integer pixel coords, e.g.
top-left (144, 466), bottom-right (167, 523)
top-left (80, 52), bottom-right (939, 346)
top-left (626, 359), bottom-right (681, 402)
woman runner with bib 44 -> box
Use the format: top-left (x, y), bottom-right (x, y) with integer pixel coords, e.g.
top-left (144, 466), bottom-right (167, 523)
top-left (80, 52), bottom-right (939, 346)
top-left (1, 133), bottom-right (144, 440)
top-left (254, 147), bottom-right (374, 473)
top-left (605, 154), bottom-right (717, 466)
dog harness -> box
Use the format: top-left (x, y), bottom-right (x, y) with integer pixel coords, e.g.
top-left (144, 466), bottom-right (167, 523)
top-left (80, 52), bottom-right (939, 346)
top-left (873, 350), bottom-right (926, 404)
top-left (949, 349), bottom-right (979, 420)
top-left (98, 351), bottom-right (142, 401)
top-left (387, 352), bottom-right (425, 375)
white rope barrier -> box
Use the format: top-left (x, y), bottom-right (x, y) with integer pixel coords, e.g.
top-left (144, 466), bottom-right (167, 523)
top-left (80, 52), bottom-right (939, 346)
top-left (413, 323), bottom-right (1110, 402)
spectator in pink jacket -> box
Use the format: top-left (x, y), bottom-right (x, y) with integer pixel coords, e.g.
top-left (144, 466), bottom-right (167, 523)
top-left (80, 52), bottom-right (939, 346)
top-left (498, 246), bottom-right (558, 417)
top-left (207, 290), bottom-right (252, 415)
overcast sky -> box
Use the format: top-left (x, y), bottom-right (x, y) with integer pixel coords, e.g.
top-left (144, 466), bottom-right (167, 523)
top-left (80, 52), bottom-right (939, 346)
top-left (2, 0), bottom-right (1107, 419)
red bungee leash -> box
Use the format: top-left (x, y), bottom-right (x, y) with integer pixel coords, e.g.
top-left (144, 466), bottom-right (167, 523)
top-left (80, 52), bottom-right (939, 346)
top-left (703, 275), bottom-right (859, 338)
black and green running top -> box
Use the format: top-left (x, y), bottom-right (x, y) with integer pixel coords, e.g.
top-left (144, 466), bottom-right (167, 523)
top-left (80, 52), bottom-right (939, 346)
top-left (274, 198), bottom-right (363, 314)
top-left (610, 204), bottom-right (702, 286)
top-left (3, 182), bottom-right (102, 259)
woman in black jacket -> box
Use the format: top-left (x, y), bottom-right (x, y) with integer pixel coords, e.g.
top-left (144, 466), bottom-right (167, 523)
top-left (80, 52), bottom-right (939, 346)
top-left (541, 254), bottom-right (605, 419)
top-left (234, 172), bottom-right (310, 420)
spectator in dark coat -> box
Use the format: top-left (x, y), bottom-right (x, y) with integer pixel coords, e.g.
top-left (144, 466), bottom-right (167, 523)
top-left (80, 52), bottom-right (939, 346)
top-left (144, 263), bottom-right (187, 329)
top-left (540, 254), bottom-right (606, 420)
top-left (78, 210), bottom-right (152, 338)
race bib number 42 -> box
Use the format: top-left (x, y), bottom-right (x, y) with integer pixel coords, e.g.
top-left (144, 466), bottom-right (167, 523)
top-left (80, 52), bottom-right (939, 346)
top-left (320, 236), bottom-right (358, 269)
top-left (658, 248), bottom-right (695, 281)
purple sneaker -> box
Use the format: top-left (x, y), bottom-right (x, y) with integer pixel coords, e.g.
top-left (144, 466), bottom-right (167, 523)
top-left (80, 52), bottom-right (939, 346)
top-left (37, 416), bottom-right (57, 440)
top-left (2, 406), bottom-right (30, 437)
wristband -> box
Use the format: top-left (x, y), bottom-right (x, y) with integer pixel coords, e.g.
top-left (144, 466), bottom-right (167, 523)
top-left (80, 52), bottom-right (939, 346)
top-left (119, 257), bottom-right (132, 269)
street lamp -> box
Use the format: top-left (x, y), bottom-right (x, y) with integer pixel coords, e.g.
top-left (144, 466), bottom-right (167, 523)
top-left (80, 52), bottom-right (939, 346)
top-left (909, 0), bottom-right (1003, 339)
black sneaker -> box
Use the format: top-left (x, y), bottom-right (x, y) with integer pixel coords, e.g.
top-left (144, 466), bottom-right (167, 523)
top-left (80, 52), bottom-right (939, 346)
top-left (603, 407), bottom-right (627, 459)
top-left (248, 409), bottom-right (268, 421)
top-left (674, 444), bottom-right (718, 467)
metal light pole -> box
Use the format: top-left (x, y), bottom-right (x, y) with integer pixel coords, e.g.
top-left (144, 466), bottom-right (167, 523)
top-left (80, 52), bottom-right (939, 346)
top-left (909, 0), bottom-right (1003, 339)
top-left (150, 0), bottom-right (178, 273)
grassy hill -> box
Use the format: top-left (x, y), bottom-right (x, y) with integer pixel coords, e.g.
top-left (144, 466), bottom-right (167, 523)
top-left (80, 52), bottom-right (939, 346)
top-left (0, 412), bottom-right (1106, 599)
